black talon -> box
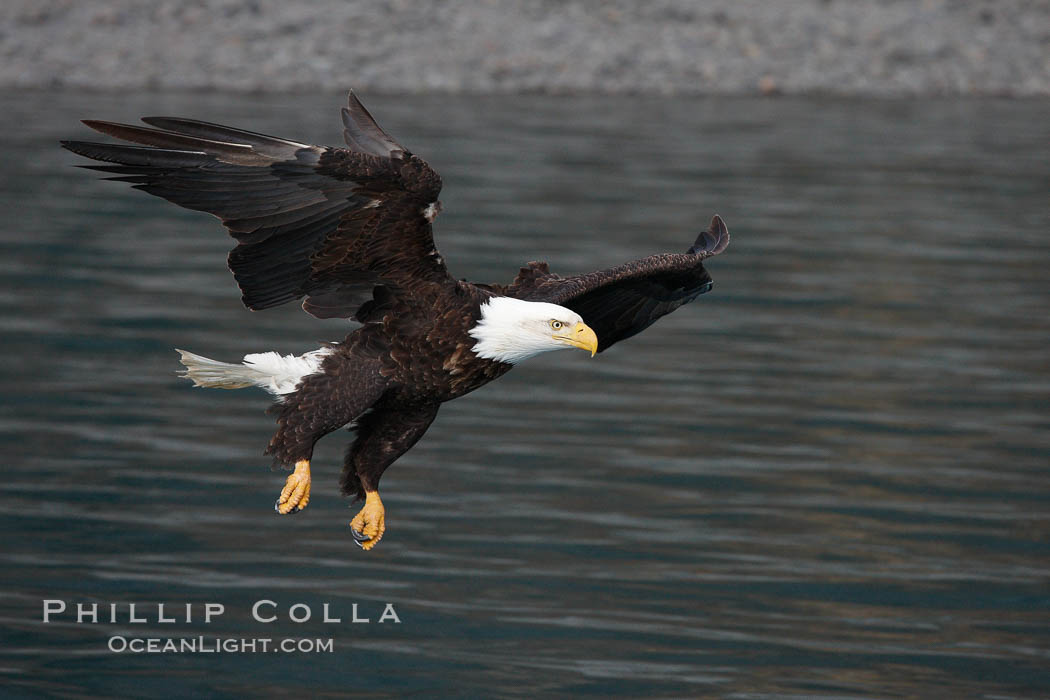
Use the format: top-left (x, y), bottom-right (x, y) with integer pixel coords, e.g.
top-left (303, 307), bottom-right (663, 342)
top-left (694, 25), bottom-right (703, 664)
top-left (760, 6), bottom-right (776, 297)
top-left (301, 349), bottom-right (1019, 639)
top-left (275, 498), bottom-right (302, 514)
top-left (350, 527), bottom-right (370, 543)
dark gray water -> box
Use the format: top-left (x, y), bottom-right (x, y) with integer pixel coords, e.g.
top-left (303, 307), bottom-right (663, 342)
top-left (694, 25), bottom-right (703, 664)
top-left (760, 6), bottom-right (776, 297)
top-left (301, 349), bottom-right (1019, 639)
top-left (3, 91), bottom-right (1048, 698)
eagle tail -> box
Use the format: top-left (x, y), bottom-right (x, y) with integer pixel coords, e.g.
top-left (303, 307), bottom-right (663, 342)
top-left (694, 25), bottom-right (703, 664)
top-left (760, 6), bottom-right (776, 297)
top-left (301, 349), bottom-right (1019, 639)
top-left (176, 348), bottom-right (331, 396)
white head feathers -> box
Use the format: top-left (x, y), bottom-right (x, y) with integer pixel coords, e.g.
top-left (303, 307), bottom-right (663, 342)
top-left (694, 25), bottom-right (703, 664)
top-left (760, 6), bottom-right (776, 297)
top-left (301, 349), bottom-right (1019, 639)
top-left (468, 297), bottom-right (589, 365)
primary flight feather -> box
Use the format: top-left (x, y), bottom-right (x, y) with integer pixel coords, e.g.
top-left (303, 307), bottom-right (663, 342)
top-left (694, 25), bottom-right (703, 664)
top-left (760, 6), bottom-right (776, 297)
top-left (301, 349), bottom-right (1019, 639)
top-left (62, 92), bottom-right (729, 550)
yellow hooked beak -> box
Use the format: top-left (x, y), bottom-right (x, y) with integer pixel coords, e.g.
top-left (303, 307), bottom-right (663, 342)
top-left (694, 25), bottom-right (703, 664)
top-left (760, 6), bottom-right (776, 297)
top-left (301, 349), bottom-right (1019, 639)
top-left (556, 321), bottom-right (599, 357)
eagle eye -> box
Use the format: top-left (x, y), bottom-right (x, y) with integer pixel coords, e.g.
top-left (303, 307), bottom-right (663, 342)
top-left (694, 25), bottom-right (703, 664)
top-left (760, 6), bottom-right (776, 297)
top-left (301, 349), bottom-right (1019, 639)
top-left (549, 320), bottom-right (564, 331)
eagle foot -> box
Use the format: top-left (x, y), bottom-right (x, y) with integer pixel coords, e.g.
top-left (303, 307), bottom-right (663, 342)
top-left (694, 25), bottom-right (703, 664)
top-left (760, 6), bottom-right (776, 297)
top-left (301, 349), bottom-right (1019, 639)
top-left (349, 491), bottom-right (386, 550)
top-left (275, 460), bottom-right (311, 514)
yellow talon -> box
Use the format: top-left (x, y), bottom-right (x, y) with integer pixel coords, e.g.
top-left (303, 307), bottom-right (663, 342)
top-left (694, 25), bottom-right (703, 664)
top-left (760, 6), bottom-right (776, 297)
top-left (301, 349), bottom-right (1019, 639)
top-left (275, 459), bottom-right (311, 514)
top-left (349, 490), bottom-right (386, 550)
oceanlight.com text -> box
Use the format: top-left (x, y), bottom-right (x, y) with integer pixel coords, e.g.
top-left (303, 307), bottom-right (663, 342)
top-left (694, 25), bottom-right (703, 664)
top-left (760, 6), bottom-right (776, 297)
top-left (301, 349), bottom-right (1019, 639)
top-left (107, 636), bottom-right (334, 654)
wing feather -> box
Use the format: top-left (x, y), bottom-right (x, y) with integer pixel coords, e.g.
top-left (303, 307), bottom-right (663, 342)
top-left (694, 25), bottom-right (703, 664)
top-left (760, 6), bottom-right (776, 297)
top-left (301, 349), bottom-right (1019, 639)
top-left (140, 116), bottom-right (312, 158)
top-left (340, 91), bottom-right (406, 157)
top-left (62, 91), bottom-right (447, 320)
top-left (508, 216), bottom-right (729, 352)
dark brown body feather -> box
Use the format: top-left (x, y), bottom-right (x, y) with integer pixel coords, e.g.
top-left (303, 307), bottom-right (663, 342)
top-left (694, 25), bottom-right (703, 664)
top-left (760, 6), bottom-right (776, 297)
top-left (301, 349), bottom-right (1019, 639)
top-left (61, 93), bottom-right (728, 501)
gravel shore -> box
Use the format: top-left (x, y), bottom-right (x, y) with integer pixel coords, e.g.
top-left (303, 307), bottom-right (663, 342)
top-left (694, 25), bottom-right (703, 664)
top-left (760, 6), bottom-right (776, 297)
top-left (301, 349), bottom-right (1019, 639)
top-left (2, 0), bottom-right (1047, 95)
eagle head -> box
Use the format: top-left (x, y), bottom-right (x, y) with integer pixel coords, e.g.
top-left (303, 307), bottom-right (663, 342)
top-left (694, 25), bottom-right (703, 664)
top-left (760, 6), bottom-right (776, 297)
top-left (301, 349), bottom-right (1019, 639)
top-left (468, 297), bottom-right (599, 364)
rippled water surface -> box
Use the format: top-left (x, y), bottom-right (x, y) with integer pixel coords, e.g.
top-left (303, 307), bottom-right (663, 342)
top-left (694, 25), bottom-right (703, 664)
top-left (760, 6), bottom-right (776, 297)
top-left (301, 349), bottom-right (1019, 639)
top-left (3, 91), bottom-right (1048, 698)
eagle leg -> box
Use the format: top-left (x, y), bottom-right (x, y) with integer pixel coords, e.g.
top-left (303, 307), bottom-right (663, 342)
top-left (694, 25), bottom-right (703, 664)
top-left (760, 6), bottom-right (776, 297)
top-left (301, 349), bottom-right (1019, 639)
top-left (275, 459), bottom-right (311, 514)
top-left (340, 394), bottom-right (441, 551)
top-left (266, 355), bottom-right (389, 516)
top-left (349, 491), bottom-right (385, 550)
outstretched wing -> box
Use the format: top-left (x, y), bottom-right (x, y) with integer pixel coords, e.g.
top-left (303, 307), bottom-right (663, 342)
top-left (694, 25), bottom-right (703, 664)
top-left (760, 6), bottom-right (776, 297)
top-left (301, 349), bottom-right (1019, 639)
top-left (507, 215), bottom-right (729, 353)
top-left (61, 92), bottom-right (447, 320)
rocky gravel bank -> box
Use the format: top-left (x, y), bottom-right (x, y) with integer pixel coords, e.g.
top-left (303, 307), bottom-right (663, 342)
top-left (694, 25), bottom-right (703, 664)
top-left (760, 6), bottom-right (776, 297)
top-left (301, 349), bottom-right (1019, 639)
top-left (2, 0), bottom-right (1047, 95)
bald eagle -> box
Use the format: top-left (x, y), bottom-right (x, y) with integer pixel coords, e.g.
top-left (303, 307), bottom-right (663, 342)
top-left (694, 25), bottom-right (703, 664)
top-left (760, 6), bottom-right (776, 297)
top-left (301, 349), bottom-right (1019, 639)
top-left (61, 92), bottom-right (729, 550)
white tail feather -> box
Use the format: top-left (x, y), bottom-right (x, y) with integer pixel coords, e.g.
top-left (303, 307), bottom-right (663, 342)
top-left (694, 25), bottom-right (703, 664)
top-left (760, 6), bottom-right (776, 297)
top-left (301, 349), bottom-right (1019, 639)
top-left (176, 348), bottom-right (332, 396)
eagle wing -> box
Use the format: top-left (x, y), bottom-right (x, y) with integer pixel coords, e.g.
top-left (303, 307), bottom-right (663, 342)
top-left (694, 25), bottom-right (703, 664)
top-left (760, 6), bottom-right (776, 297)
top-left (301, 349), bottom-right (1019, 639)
top-left (61, 92), bottom-right (447, 320)
top-left (507, 216), bottom-right (729, 353)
